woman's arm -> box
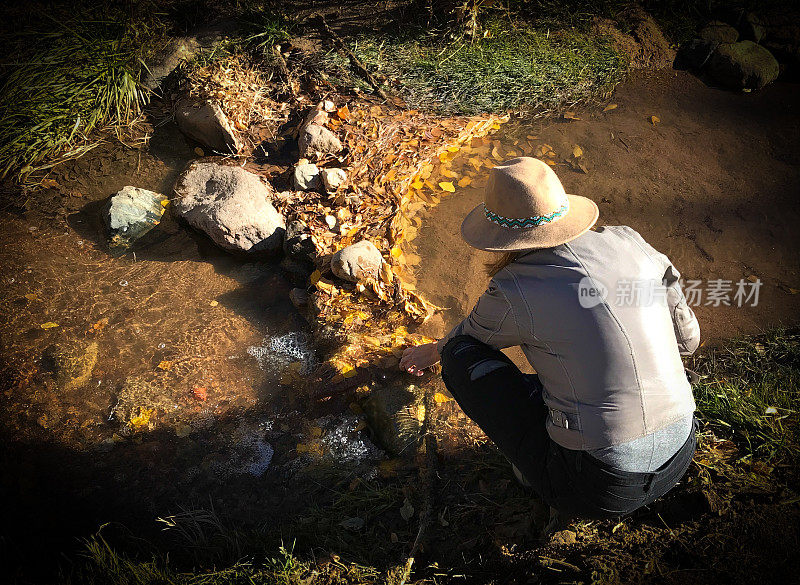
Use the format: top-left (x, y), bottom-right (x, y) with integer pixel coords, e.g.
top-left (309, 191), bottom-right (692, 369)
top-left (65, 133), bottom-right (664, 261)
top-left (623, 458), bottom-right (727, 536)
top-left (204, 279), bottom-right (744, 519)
top-left (400, 279), bottom-right (522, 375)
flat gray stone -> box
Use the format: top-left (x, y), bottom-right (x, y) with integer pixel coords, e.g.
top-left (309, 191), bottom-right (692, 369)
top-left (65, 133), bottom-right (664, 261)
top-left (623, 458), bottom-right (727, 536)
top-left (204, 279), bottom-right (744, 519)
top-left (709, 40), bottom-right (780, 89)
top-left (331, 240), bottom-right (383, 283)
top-left (173, 162), bottom-right (285, 253)
top-left (105, 186), bottom-right (167, 252)
top-left (175, 100), bottom-right (240, 154)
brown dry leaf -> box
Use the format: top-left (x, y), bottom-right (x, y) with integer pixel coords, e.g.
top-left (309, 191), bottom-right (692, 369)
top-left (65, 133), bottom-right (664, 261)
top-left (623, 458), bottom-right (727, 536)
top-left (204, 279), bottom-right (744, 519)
top-left (650, 115), bottom-right (660, 125)
top-left (337, 105), bottom-right (351, 120)
top-left (380, 262), bottom-right (394, 284)
top-left (458, 176), bottom-right (472, 187)
top-left (746, 275), bottom-right (759, 283)
top-left (491, 145), bottom-right (503, 160)
top-left (603, 104), bottom-right (618, 112)
top-left (563, 111), bottom-right (580, 121)
top-left (572, 145), bottom-right (583, 158)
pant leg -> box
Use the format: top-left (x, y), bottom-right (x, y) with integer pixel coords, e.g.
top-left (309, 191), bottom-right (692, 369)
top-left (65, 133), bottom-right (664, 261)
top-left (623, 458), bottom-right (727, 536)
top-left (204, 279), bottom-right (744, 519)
top-left (440, 335), bottom-right (554, 498)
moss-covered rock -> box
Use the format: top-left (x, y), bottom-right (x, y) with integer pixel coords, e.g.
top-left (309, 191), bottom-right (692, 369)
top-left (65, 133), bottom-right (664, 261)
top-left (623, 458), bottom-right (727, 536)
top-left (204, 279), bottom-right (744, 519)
top-left (42, 340), bottom-right (98, 390)
top-left (362, 383), bottom-right (424, 456)
top-left (709, 40), bottom-right (780, 89)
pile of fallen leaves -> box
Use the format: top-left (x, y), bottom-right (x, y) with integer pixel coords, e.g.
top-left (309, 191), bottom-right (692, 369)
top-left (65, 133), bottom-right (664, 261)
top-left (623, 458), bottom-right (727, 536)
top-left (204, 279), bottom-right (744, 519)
top-left (271, 102), bottom-right (509, 386)
top-left (185, 54), bottom-right (294, 155)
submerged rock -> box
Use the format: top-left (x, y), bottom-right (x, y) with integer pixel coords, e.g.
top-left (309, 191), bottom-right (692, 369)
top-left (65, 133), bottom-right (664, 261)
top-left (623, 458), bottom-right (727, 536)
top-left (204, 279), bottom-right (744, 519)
top-left (709, 40), bottom-right (780, 89)
top-left (363, 384), bottom-right (424, 456)
top-left (105, 186), bottom-right (167, 253)
top-left (293, 162), bottom-right (321, 191)
top-left (331, 240), bottom-right (383, 283)
top-left (174, 162), bottom-right (285, 253)
top-left (175, 100), bottom-right (240, 153)
top-left (42, 340), bottom-right (98, 390)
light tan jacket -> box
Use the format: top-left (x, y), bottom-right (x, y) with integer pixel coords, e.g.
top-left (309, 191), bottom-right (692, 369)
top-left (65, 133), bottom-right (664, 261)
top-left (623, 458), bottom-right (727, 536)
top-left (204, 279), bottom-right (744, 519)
top-left (438, 225), bottom-right (699, 450)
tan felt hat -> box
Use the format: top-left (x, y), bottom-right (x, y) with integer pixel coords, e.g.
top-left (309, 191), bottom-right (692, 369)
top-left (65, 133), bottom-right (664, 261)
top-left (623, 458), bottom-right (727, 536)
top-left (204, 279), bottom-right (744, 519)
top-left (460, 157), bottom-right (599, 251)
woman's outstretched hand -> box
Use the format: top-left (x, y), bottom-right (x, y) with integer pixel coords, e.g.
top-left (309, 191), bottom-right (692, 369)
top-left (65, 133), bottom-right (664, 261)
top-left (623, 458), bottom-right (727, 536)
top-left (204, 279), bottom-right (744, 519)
top-left (400, 342), bottom-right (441, 377)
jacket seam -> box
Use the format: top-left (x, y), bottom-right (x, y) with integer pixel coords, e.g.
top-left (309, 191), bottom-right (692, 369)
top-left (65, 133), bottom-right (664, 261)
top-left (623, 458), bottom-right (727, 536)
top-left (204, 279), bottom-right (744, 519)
top-left (564, 240), bottom-right (649, 436)
top-left (503, 268), bottom-right (533, 342)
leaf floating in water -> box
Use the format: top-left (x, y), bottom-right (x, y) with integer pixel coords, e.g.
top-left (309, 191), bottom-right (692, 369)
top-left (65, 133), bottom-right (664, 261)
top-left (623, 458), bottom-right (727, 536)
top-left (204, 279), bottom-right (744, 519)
top-left (650, 115), bottom-right (660, 125)
top-left (438, 181), bottom-right (455, 193)
top-left (603, 104), bottom-right (618, 112)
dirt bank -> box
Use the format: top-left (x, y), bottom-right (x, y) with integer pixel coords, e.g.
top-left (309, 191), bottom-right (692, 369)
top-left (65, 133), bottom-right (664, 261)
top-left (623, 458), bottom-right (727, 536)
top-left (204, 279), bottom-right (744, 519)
top-left (415, 69), bottom-right (800, 354)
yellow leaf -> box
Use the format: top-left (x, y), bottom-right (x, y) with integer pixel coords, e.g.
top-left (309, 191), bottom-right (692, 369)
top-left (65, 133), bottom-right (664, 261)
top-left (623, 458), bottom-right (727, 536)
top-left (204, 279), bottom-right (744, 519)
top-left (40, 322), bottom-right (59, 329)
top-left (491, 145), bottom-right (503, 160)
top-left (434, 392), bottom-right (452, 404)
top-left (469, 157), bottom-right (482, 170)
top-left (438, 181), bottom-right (455, 193)
top-left (209, 300), bottom-right (219, 307)
top-left (337, 105), bottom-right (350, 120)
top-left (458, 176), bottom-right (472, 187)
top-left (157, 360), bottom-right (173, 371)
top-left (24, 293), bottom-right (37, 301)
top-left (390, 246), bottom-right (403, 258)
top-left (380, 262), bottom-right (394, 284)
top-left (130, 408), bottom-right (153, 430)
top-left (572, 145), bottom-right (583, 158)
top-left (309, 270), bottom-right (321, 285)
top-left (563, 111), bottom-right (580, 120)
top-left (603, 104), bottom-right (618, 112)
top-left (411, 179), bottom-right (424, 190)
top-left (650, 115), bottom-right (660, 125)
top-left (447, 145), bottom-right (460, 152)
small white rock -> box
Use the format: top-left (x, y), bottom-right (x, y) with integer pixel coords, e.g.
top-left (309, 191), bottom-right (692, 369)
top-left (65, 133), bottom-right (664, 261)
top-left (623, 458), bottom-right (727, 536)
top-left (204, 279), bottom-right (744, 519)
top-left (323, 100), bottom-right (336, 112)
top-left (320, 168), bottom-right (348, 192)
top-left (293, 163), bottom-right (321, 191)
top-left (331, 240), bottom-right (383, 283)
top-left (325, 215), bottom-right (337, 229)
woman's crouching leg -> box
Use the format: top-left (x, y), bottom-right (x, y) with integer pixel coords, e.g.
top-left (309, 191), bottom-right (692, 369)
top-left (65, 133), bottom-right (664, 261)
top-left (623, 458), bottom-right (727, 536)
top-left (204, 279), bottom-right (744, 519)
top-left (440, 335), bottom-right (552, 494)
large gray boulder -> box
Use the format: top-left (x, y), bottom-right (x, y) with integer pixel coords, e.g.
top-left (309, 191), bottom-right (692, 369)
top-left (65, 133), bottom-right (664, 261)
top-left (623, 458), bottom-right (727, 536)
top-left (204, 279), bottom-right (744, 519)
top-left (709, 40), bottom-right (780, 89)
top-left (331, 240), bottom-right (383, 283)
top-left (173, 162), bottom-right (285, 253)
top-left (105, 186), bottom-right (167, 253)
top-left (175, 100), bottom-right (240, 154)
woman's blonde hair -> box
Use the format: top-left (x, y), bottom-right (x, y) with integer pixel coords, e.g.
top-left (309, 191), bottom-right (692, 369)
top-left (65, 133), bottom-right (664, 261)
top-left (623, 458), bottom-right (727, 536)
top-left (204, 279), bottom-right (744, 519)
top-left (485, 251), bottom-right (523, 277)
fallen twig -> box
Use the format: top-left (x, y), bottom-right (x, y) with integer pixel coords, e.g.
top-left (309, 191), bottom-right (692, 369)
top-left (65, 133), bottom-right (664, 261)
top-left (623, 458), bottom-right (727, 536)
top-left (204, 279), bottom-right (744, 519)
top-left (310, 13), bottom-right (395, 103)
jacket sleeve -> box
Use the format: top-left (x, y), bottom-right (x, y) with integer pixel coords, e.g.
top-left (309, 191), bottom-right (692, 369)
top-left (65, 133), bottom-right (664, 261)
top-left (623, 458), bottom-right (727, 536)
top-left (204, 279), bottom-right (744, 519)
top-left (436, 280), bottom-right (522, 354)
top-left (617, 226), bottom-right (701, 356)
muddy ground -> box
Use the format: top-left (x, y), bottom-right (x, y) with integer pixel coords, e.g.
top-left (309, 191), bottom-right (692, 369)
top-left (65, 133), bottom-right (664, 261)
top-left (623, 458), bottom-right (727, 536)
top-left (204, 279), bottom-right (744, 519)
top-left (1, 64), bottom-right (799, 585)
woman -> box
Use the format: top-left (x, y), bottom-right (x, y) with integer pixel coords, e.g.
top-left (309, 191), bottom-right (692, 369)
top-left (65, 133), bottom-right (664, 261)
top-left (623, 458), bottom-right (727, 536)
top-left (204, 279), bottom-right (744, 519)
top-left (400, 157), bottom-right (699, 521)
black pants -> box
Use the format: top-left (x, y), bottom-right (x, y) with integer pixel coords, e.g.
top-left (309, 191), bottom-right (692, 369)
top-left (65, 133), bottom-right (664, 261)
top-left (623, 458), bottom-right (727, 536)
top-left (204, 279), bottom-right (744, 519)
top-left (440, 335), bottom-right (697, 520)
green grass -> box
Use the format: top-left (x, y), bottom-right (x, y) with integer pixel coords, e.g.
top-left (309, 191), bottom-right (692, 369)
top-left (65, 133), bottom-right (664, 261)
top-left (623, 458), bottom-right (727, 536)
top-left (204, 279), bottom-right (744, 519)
top-left (322, 17), bottom-right (627, 115)
top-left (691, 329), bottom-right (800, 465)
top-left (0, 10), bottom-right (164, 182)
